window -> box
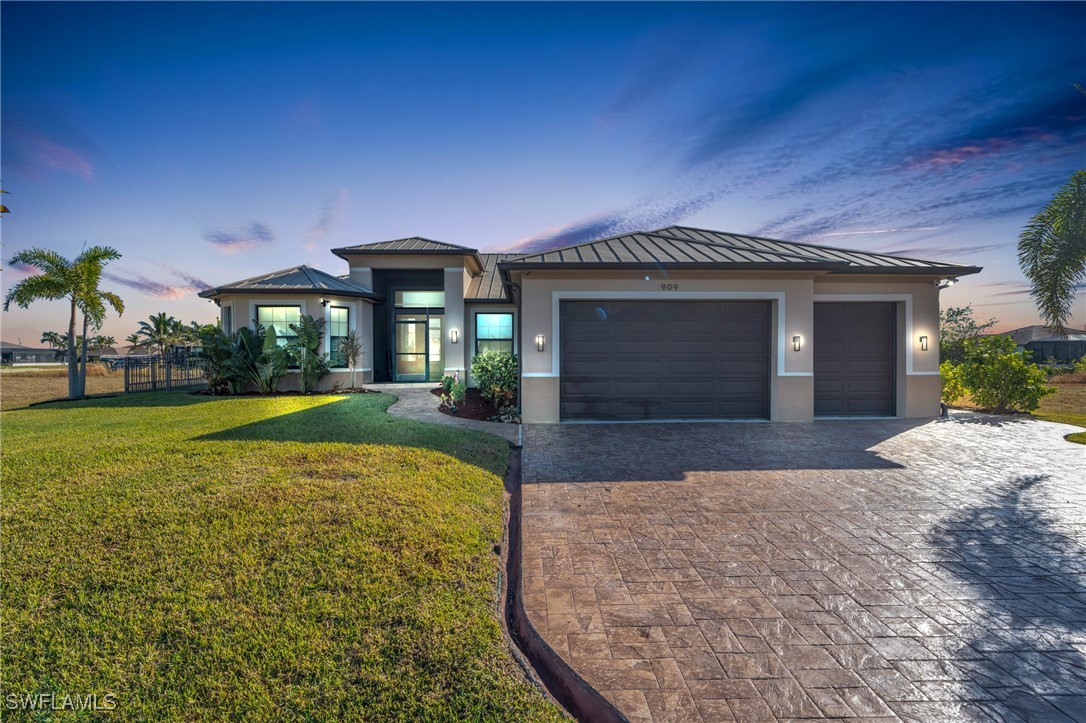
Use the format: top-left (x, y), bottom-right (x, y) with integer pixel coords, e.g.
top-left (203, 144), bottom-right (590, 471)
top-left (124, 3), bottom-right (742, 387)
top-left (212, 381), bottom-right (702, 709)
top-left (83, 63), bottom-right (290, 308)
top-left (395, 290), bottom-right (445, 308)
top-left (221, 306), bottom-right (233, 336)
top-left (476, 313), bottom-right (513, 355)
top-left (329, 306), bottom-right (349, 368)
top-left (256, 306), bottom-right (301, 347)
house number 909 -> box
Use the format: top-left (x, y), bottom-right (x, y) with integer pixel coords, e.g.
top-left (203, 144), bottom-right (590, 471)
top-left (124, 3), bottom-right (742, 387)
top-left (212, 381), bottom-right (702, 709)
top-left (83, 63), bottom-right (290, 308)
top-left (660, 283), bottom-right (679, 291)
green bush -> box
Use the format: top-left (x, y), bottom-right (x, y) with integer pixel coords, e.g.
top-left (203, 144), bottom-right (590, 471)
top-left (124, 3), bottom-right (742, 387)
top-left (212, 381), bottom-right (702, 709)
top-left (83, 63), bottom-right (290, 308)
top-left (1074, 355), bottom-right (1086, 374)
top-left (940, 360), bottom-right (966, 405)
top-left (441, 374), bottom-right (456, 393)
top-left (470, 351), bottom-right (518, 409)
top-left (959, 335), bottom-right (1054, 413)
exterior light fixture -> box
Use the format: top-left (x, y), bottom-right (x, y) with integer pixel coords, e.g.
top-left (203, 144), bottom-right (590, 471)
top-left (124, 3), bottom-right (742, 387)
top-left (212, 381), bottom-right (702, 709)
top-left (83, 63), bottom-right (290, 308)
top-left (792, 335), bottom-right (802, 352)
top-left (934, 278), bottom-right (958, 290)
top-left (920, 335), bottom-right (929, 351)
top-left (536, 334), bottom-right (546, 352)
top-left (320, 298), bottom-right (328, 308)
top-left (450, 329), bottom-right (459, 344)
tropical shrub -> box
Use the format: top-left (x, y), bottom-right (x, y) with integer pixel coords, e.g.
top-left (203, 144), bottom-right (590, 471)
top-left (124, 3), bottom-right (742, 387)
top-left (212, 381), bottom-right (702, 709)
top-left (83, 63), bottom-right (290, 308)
top-left (441, 374), bottom-right (456, 393)
top-left (470, 351), bottom-right (518, 409)
top-left (939, 306), bottom-right (997, 364)
top-left (288, 315), bottom-right (330, 393)
top-left (939, 360), bottom-right (966, 405)
top-left (227, 325), bottom-right (289, 394)
top-left (959, 335), bottom-right (1054, 413)
top-left (1075, 355), bottom-right (1086, 374)
top-left (197, 326), bottom-right (236, 395)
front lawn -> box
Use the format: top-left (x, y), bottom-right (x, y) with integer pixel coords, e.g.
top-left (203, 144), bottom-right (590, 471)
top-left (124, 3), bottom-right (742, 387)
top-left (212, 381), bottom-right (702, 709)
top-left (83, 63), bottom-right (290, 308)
top-left (1, 392), bottom-right (563, 721)
top-left (1035, 380), bottom-right (1086, 444)
top-left (0, 365), bottom-right (125, 410)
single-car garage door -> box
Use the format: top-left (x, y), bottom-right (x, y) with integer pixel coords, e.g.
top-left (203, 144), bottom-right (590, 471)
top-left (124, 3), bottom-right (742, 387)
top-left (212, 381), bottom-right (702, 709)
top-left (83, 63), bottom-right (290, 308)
top-left (814, 302), bottom-right (896, 416)
top-left (560, 300), bottom-right (770, 420)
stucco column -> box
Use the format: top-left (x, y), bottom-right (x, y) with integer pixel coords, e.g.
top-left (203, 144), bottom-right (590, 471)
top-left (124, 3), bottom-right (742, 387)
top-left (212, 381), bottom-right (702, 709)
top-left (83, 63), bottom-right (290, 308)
top-left (444, 267), bottom-right (467, 377)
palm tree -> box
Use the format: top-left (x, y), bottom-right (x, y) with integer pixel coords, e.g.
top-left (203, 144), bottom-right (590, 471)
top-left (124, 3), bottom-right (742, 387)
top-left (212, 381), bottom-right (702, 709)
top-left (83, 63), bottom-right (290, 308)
top-left (138, 312), bottom-right (183, 356)
top-left (40, 330), bottom-right (64, 349)
top-left (336, 329), bottom-right (365, 389)
top-left (92, 335), bottom-right (116, 350)
top-left (1018, 169), bottom-right (1086, 336)
top-left (4, 246), bottom-right (124, 399)
top-left (73, 253), bottom-right (124, 396)
top-left (125, 332), bottom-right (143, 353)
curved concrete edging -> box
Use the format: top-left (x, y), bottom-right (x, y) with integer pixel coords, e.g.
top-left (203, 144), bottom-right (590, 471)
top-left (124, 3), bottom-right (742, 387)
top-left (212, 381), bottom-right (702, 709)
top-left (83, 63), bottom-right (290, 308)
top-left (500, 447), bottom-right (628, 723)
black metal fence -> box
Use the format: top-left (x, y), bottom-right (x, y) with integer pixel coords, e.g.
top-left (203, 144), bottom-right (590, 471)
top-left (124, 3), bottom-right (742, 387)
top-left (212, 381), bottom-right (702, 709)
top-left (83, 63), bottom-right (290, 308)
top-left (123, 356), bottom-right (208, 393)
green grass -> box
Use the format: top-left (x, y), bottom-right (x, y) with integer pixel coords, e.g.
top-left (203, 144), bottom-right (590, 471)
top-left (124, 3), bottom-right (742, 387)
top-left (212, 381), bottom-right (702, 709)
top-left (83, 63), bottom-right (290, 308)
top-left (1034, 381), bottom-right (1086, 444)
top-left (1, 392), bottom-right (564, 721)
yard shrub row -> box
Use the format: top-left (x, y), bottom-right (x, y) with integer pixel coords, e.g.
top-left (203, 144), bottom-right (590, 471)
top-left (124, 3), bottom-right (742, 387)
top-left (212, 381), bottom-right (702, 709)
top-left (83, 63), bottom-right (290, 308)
top-left (941, 335), bottom-right (1054, 413)
top-left (199, 315), bottom-right (331, 395)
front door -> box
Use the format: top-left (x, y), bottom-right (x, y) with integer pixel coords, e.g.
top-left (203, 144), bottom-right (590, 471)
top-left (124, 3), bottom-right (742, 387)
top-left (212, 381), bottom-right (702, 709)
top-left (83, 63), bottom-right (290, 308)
top-left (394, 313), bottom-right (444, 382)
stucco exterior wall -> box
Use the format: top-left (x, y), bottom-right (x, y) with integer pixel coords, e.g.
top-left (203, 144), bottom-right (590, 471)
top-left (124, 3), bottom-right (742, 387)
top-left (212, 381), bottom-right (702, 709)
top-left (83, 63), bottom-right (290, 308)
top-left (215, 292), bottom-right (376, 381)
top-left (512, 270), bottom-right (943, 423)
top-left (463, 302), bottom-right (517, 387)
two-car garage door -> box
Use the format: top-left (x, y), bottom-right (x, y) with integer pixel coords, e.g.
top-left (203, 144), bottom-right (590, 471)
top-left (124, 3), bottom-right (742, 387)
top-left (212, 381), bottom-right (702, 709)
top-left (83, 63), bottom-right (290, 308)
top-left (560, 300), bottom-right (770, 420)
top-left (558, 299), bottom-right (897, 421)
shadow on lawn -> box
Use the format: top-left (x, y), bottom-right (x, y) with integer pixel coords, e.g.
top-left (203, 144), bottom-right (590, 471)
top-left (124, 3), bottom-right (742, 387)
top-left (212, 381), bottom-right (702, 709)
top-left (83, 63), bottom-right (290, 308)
top-left (192, 394), bottom-right (507, 461)
top-left (928, 474), bottom-right (1086, 721)
top-left (24, 391), bottom-right (214, 410)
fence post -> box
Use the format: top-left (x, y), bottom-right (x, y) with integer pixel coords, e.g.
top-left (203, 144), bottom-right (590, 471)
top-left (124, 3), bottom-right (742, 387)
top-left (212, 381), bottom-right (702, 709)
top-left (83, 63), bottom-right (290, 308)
top-left (124, 361), bottom-right (130, 393)
top-left (166, 357), bottom-right (172, 392)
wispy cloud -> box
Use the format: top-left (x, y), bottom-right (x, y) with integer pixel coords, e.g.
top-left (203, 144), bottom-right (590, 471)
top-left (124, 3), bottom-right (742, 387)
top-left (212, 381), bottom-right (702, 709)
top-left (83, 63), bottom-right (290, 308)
top-left (303, 189), bottom-right (349, 251)
top-left (508, 189), bottom-right (723, 253)
top-left (879, 243), bottom-right (1008, 260)
top-left (103, 267), bottom-right (211, 300)
top-left (3, 118), bottom-right (95, 181)
top-left (204, 222), bottom-right (275, 254)
top-left (4, 259), bottom-right (41, 278)
top-left (819, 227), bottom-right (938, 238)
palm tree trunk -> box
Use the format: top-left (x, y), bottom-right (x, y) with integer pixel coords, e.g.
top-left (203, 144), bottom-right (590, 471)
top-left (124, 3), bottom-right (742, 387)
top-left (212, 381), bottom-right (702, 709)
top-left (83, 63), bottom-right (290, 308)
top-left (79, 313), bottom-right (90, 398)
top-left (67, 299), bottom-right (79, 400)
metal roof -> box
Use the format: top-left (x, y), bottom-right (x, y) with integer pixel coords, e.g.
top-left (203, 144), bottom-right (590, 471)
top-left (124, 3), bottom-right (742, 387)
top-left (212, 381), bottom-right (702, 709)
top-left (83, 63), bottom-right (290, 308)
top-left (498, 226), bottom-right (982, 276)
top-left (466, 254), bottom-right (520, 302)
top-left (198, 265), bottom-right (381, 300)
top-left (999, 325), bottom-right (1086, 345)
top-left (332, 236), bottom-right (479, 255)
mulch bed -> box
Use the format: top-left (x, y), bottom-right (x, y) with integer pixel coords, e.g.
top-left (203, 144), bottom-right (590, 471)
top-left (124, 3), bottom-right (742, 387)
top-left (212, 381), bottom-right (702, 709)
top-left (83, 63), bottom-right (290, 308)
top-left (431, 386), bottom-right (499, 421)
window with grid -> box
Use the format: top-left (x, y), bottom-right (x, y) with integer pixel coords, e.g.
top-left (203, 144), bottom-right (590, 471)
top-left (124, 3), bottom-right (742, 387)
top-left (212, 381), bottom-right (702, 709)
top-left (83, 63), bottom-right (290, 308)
top-left (475, 313), bottom-right (513, 355)
top-left (329, 307), bottom-right (349, 367)
top-left (256, 306), bottom-right (301, 347)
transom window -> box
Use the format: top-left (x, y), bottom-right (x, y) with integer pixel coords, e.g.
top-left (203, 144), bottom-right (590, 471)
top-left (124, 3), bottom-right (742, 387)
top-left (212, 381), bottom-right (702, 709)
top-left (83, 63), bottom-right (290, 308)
top-left (476, 312), bottom-right (513, 355)
top-left (395, 290), bottom-right (445, 308)
top-left (329, 306), bottom-right (349, 368)
top-left (256, 305), bottom-right (301, 347)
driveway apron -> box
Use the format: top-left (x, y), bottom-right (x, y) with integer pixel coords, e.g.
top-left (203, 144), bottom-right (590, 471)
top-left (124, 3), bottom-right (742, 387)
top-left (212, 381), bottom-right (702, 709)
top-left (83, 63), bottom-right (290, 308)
top-left (520, 413), bottom-right (1086, 722)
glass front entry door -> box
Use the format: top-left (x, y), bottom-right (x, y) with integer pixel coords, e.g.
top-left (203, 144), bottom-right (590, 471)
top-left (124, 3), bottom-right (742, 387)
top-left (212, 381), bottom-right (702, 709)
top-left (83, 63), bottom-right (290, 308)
top-left (394, 313), bottom-right (443, 382)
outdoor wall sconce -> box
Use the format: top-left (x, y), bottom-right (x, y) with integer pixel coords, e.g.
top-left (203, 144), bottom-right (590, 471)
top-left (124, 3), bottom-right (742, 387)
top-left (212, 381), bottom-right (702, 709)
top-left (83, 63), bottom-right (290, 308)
top-left (450, 329), bottom-right (459, 344)
top-left (320, 298), bottom-right (328, 308)
top-left (920, 335), bottom-right (929, 351)
top-left (792, 335), bottom-right (802, 352)
top-left (536, 334), bottom-right (546, 352)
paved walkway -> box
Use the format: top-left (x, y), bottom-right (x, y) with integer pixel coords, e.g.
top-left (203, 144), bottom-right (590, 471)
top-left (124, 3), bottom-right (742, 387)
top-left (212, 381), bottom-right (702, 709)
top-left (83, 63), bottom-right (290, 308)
top-left (368, 382), bottom-right (521, 444)
top-left (521, 413), bottom-right (1086, 722)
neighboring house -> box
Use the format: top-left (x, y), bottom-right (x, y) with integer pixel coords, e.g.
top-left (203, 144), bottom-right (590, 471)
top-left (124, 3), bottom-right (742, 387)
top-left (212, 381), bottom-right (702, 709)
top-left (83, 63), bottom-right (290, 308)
top-left (199, 226), bottom-right (980, 423)
top-left (996, 325), bottom-right (1086, 363)
top-left (0, 342), bottom-right (61, 364)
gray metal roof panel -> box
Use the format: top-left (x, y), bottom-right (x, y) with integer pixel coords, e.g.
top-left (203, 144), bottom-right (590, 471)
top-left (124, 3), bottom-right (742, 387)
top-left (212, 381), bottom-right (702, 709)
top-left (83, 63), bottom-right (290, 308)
top-left (332, 236), bottom-right (479, 255)
top-left (198, 265), bottom-right (381, 299)
top-left (465, 254), bottom-right (519, 301)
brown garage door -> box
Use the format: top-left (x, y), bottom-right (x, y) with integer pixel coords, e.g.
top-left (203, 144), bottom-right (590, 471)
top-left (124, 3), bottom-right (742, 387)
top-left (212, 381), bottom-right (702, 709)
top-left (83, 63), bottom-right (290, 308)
top-left (814, 302), bottom-right (896, 417)
top-left (559, 300), bottom-right (770, 420)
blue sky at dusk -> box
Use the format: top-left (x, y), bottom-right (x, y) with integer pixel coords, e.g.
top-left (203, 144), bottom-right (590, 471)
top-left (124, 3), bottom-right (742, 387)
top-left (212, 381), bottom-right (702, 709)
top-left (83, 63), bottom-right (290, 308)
top-left (2, 1), bottom-right (1083, 344)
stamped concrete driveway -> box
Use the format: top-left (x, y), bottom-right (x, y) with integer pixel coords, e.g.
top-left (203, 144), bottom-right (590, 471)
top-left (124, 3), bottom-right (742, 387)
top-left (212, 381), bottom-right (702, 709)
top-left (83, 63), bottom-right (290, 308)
top-left (520, 413), bottom-right (1086, 722)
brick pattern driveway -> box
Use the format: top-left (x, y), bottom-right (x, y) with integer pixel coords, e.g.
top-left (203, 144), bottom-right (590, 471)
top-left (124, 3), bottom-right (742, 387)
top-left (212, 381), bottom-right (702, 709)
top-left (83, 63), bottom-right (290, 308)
top-left (520, 414), bottom-right (1086, 722)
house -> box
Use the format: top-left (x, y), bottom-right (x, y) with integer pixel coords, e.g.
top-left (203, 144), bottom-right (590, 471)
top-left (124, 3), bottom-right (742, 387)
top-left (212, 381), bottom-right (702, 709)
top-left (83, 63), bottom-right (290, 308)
top-left (198, 226), bottom-right (980, 422)
top-left (996, 325), bottom-right (1086, 364)
top-left (0, 342), bottom-right (61, 365)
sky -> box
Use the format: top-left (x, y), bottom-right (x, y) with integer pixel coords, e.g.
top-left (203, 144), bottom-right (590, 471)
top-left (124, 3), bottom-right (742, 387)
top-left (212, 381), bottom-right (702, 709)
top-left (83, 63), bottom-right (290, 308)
top-left (2, 1), bottom-right (1084, 346)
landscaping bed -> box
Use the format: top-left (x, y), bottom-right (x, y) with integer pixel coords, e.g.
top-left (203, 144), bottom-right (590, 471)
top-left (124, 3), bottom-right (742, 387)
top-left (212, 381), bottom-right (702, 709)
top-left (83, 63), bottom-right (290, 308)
top-left (431, 385), bottom-right (501, 421)
top-left (1, 392), bottom-right (563, 720)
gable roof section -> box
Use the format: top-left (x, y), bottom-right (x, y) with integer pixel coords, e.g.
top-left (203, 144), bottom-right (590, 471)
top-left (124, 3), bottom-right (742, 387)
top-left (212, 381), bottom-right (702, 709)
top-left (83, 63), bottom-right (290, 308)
top-left (466, 254), bottom-right (520, 302)
top-left (331, 236), bottom-right (485, 274)
top-left (499, 226), bottom-right (982, 277)
top-left (198, 265), bottom-right (381, 300)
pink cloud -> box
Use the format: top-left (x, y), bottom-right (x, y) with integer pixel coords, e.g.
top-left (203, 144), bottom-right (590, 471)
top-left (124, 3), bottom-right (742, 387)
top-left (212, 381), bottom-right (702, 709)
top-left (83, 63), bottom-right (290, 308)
top-left (7, 124), bottom-right (95, 181)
